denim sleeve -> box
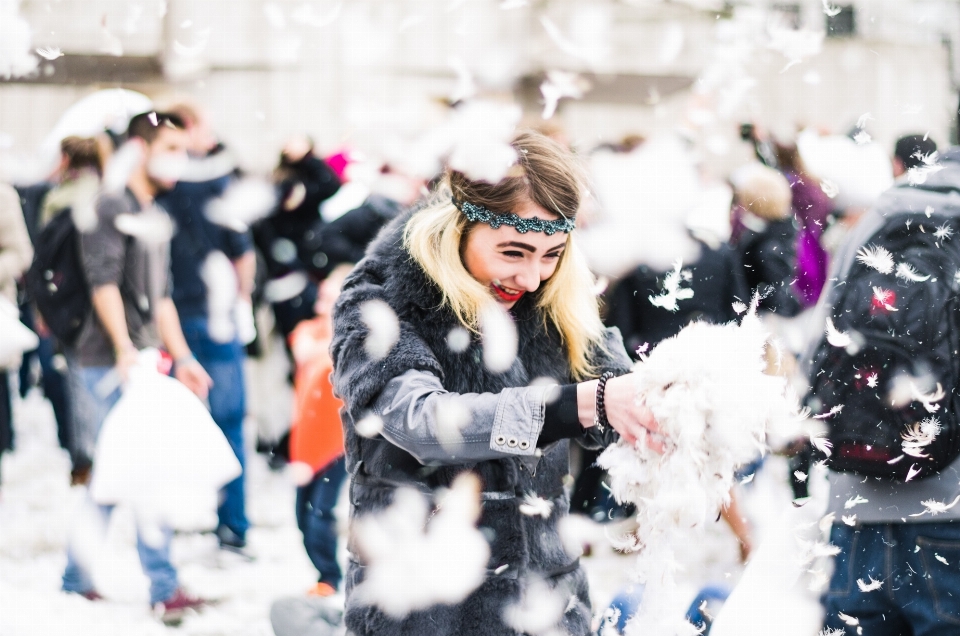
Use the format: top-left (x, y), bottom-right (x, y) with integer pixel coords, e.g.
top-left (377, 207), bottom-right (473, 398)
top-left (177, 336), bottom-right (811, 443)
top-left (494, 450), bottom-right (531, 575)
top-left (370, 369), bottom-right (554, 467)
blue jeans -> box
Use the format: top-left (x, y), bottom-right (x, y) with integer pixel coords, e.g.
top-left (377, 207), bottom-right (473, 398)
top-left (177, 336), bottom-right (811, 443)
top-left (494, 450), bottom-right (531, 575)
top-left (18, 303), bottom-right (75, 464)
top-left (180, 317), bottom-right (249, 540)
top-left (296, 457), bottom-right (347, 588)
top-left (62, 365), bottom-right (179, 605)
top-left (823, 521), bottom-right (960, 635)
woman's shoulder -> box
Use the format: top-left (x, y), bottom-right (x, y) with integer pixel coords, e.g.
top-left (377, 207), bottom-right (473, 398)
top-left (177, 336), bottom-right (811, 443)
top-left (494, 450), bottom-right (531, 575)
top-left (343, 207), bottom-right (441, 309)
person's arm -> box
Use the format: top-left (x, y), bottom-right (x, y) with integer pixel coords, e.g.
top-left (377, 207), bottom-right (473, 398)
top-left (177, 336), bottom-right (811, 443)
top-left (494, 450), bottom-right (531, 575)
top-left (720, 488), bottom-right (752, 563)
top-left (232, 250), bottom-right (256, 303)
top-left (367, 368), bottom-right (661, 467)
top-left (0, 184), bottom-right (33, 283)
top-left (90, 284), bottom-right (138, 377)
top-left (157, 296), bottom-right (212, 399)
top-left (367, 369), bottom-right (553, 466)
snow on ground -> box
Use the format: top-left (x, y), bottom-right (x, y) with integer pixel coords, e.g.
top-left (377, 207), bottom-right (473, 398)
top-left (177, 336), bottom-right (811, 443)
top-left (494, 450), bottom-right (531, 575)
top-left (0, 370), bottom-right (827, 636)
top-left (0, 388), bottom-right (318, 636)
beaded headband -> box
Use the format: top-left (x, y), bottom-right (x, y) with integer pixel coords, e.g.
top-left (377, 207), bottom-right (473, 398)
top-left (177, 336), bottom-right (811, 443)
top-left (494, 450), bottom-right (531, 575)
top-left (452, 198), bottom-right (575, 235)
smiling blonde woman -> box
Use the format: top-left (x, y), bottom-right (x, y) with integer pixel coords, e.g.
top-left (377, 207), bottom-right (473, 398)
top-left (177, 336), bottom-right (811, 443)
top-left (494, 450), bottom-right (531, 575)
top-left (331, 131), bottom-right (659, 636)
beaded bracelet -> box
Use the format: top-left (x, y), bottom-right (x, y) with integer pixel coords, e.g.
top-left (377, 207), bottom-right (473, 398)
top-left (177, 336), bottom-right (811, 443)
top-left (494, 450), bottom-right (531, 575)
top-left (594, 372), bottom-right (615, 432)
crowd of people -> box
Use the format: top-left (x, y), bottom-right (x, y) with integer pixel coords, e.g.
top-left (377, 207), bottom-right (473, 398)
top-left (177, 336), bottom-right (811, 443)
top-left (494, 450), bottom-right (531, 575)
top-left (0, 96), bottom-right (957, 636)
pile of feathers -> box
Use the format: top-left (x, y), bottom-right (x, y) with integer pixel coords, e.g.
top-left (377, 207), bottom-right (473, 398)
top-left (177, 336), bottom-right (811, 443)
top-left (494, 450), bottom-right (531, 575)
top-left (598, 305), bottom-right (806, 636)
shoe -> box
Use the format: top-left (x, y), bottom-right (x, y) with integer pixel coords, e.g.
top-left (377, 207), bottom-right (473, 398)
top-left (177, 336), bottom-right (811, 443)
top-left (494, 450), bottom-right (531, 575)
top-left (153, 588), bottom-right (206, 625)
top-left (307, 582), bottom-right (337, 597)
top-left (216, 525), bottom-right (247, 551)
top-left (66, 589), bottom-right (103, 601)
top-left (70, 464), bottom-right (92, 486)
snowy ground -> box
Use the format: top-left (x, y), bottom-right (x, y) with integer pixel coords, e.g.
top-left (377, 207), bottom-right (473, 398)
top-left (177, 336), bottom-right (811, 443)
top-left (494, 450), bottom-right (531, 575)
top-left (0, 362), bottom-right (828, 636)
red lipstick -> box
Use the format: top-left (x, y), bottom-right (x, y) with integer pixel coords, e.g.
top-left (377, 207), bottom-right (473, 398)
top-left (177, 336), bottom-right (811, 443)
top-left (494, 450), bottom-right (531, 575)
top-left (491, 282), bottom-right (524, 303)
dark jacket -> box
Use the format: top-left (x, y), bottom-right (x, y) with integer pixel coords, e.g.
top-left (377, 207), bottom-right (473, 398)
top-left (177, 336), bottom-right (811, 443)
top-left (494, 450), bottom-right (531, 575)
top-left (733, 214), bottom-right (802, 316)
top-left (330, 211), bottom-right (632, 636)
top-left (606, 241), bottom-right (749, 357)
top-left (310, 194), bottom-right (402, 279)
top-left (253, 155), bottom-right (341, 280)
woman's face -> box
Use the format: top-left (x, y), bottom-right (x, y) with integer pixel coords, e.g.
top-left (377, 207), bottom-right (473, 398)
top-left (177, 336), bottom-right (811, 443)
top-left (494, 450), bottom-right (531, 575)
top-left (461, 198), bottom-right (568, 309)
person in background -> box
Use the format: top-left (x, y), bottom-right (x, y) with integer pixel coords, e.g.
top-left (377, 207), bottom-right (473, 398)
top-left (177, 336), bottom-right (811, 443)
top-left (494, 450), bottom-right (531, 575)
top-left (60, 112), bottom-right (212, 622)
top-left (729, 163), bottom-right (802, 317)
top-left (774, 141), bottom-right (832, 308)
top-left (893, 134), bottom-right (938, 180)
top-left (603, 227), bottom-right (753, 559)
top-left (157, 100), bottom-right (255, 553)
top-left (254, 137), bottom-right (342, 342)
top-left (0, 183), bottom-right (34, 486)
top-left (289, 264), bottom-right (353, 597)
top-left (25, 136), bottom-right (106, 484)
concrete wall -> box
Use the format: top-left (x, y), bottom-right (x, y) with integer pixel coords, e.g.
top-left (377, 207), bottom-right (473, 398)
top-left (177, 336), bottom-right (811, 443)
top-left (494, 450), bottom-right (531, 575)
top-left (1, 0), bottom-right (956, 181)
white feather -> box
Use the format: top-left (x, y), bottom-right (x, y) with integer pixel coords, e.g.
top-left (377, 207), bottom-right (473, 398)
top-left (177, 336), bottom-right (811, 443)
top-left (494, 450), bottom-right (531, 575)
top-left (205, 178), bottom-right (277, 232)
top-left (895, 262), bottom-right (930, 282)
top-left (909, 494), bottom-right (960, 517)
top-left (113, 208), bottom-right (175, 245)
top-left (871, 286), bottom-right (898, 312)
top-left (648, 259), bottom-right (694, 312)
top-left (911, 382), bottom-right (945, 413)
top-left (825, 317), bottom-right (851, 347)
top-left (844, 494), bottom-right (868, 509)
top-left (857, 576), bottom-right (883, 592)
top-left (856, 244), bottom-right (894, 274)
top-left (838, 612), bottom-right (859, 626)
top-left (360, 300), bottom-right (400, 361)
top-left (480, 304), bottom-right (518, 373)
top-left (351, 474), bottom-right (489, 617)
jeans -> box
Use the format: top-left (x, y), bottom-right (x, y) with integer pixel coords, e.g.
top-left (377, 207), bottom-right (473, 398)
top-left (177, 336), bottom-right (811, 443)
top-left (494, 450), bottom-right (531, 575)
top-left (823, 521), bottom-right (960, 635)
top-left (0, 371), bottom-right (11, 481)
top-left (18, 303), bottom-right (75, 464)
top-left (180, 316), bottom-right (249, 540)
top-left (296, 457), bottom-right (347, 588)
top-left (61, 365), bottom-right (179, 605)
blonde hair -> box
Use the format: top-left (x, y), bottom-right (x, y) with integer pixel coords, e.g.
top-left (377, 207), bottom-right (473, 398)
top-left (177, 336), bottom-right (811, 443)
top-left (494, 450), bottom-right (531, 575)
top-left (403, 132), bottom-right (606, 380)
top-left (731, 163), bottom-right (792, 221)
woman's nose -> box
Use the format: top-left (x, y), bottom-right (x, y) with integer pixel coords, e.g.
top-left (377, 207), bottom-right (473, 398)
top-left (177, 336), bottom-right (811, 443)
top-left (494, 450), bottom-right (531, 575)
top-left (514, 262), bottom-right (542, 293)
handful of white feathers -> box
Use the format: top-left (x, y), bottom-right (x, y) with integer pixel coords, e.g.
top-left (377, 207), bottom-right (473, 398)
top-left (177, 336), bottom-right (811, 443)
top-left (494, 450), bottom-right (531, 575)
top-left (597, 309), bottom-right (805, 636)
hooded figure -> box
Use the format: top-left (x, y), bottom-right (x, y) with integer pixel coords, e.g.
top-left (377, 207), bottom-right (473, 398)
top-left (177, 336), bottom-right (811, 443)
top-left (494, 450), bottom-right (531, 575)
top-left (730, 163), bottom-right (802, 316)
top-left (330, 132), bottom-right (658, 636)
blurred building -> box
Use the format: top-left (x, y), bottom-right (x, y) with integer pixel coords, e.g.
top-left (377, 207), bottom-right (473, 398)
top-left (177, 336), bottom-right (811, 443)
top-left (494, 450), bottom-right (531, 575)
top-left (0, 0), bottom-right (957, 179)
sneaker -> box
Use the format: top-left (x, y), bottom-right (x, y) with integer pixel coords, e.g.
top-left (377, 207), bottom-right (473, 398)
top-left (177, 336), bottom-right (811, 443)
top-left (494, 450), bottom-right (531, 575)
top-left (307, 582), bottom-right (337, 597)
top-left (153, 588), bottom-right (207, 625)
top-left (65, 589), bottom-right (103, 601)
top-left (216, 525), bottom-right (247, 551)
top-left (70, 464), bottom-right (92, 486)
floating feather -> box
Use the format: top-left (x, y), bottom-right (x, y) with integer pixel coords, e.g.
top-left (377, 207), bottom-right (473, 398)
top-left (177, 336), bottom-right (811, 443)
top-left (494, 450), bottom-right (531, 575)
top-left (825, 317), bottom-right (852, 348)
top-left (895, 262), bottom-right (930, 282)
top-left (856, 244), bottom-right (894, 274)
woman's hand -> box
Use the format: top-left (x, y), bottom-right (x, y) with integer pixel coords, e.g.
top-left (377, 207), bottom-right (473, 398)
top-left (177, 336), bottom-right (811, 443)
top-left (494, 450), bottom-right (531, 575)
top-left (577, 374), bottom-right (664, 452)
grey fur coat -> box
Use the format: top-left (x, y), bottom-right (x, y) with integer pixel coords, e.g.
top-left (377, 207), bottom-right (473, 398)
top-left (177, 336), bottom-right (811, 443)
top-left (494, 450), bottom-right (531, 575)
top-left (331, 211), bottom-right (632, 636)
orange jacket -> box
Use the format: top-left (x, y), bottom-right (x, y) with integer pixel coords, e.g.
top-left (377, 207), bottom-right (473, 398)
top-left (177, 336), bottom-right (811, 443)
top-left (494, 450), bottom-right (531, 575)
top-left (289, 316), bottom-right (344, 475)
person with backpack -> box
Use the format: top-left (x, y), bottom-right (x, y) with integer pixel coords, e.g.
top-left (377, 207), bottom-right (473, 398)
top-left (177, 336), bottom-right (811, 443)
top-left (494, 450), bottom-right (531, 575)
top-left (24, 135), bottom-right (106, 484)
top-left (803, 145), bottom-right (960, 635)
top-left (58, 111), bottom-right (212, 622)
top-left (0, 182), bottom-right (34, 486)
top-left (155, 100), bottom-right (256, 554)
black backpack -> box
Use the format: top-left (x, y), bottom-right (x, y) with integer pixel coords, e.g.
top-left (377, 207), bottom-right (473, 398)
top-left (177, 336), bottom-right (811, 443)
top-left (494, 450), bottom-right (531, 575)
top-left (806, 208), bottom-right (960, 481)
top-left (25, 207), bottom-right (91, 347)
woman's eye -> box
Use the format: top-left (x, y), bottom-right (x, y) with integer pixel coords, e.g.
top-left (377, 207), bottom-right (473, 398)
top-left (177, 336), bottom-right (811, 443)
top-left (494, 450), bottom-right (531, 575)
top-left (503, 251), bottom-right (524, 258)
top-left (545, 252), bottom-right (562, 259)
